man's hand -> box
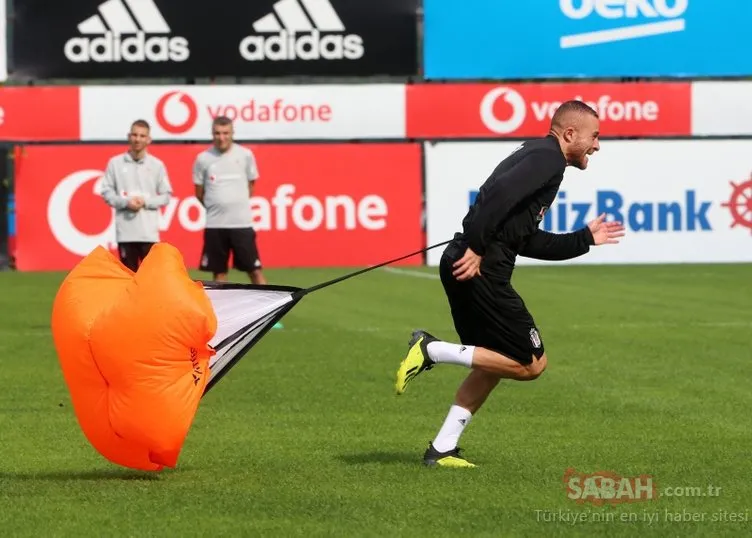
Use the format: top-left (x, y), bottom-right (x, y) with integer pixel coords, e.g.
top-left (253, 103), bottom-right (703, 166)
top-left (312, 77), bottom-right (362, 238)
top-left (126, 196), bottom-right (145, 211)
top-left (452, 248), bottom-right (482, 281)
top-left (588, 213), bottom-right (626, 245)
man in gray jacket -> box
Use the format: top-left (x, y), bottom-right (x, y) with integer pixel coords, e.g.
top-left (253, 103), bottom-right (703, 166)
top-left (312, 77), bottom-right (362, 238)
top-left (100, 119), bottom-right (173, 272)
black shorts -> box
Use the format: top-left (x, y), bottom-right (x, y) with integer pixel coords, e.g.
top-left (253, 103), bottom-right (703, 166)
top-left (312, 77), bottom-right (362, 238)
top-left (439, 241), bottom-right (544, 365)
top-left (118, 242), bottom-right (154, 272)
top-left (199, 227), bottom-right (262, 274)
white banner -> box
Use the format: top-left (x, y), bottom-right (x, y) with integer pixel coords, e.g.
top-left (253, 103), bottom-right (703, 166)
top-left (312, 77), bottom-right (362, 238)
top-left (692, 82), bottom-right (752, 136)
top-left (425, 140), bottom-right (752, 266)
top-left (80, 84), bottom-right (405, 140)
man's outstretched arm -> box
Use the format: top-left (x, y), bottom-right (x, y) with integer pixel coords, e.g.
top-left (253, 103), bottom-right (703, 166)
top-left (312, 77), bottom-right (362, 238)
top-left (520, 213), bottom-right (626, 260)
top-left (519, 228), bottom-right (594, 261)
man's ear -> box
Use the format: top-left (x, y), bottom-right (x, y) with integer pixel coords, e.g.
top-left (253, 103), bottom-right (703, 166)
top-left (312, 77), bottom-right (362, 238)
top-left (563, 127), bottom-right (575, 143)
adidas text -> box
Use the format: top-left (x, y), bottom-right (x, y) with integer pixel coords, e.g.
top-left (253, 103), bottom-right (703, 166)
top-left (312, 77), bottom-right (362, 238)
top-left (64, 33), bottom-right (190, 63)
top-left (239, 30), bottom-right (364, 62)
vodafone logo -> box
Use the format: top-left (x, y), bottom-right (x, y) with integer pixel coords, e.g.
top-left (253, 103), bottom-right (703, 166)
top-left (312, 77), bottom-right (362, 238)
top-left (44, 173), bottom-right (386, 258)
top-left (479, 87), bottom-right (527, 134)
top-left (407, 83), bottom-right (690, 138)
top-left (47, 168), bottom-right (205, 257)
top-left (47, 170), bottom-right (116, 256)
top-left (155, 91), bottom-right (199, 134)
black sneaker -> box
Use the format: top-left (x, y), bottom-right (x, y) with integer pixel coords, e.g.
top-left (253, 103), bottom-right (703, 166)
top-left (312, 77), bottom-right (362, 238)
top-left (423, 442), bottom-right (476, 468)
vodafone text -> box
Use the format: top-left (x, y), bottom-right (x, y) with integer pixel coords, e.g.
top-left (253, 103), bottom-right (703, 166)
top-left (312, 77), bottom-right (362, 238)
top-left (166, 185), bottom-right (387, 232)
top-left (207, 99), bottom-right (332, 124)
top-left (251, 184), bottom-right (386, 231)
top-left (524, 95), bottom-right (659, 123)
top-left (478, 88), bottom-right (663, 135)
top-left (50, 181), bottom-right (387, 257)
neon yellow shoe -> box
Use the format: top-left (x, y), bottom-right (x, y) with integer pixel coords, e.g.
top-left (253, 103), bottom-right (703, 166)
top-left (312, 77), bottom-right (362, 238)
top-left (423, 443), bottom-right (476, 468)
top-left (395, 330), bottom-right (437, 395)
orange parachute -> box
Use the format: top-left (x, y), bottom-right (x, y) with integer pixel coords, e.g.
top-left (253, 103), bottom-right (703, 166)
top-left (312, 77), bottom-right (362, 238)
top-left (51, 243), bottom-right (300, 471)
top-left (51, 239), bottom-right (444, 471)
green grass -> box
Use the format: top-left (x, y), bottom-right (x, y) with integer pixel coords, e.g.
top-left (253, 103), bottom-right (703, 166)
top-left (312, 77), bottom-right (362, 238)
top-left (0, 263), bottom-right (751, 537)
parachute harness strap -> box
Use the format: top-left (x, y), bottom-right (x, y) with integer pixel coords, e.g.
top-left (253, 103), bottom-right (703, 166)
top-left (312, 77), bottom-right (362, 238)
top-left (295, 240), bottom-right (453, 299)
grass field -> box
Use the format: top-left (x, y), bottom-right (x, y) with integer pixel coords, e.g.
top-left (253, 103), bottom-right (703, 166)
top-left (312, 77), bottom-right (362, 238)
top-left (0, 263), bottom-right (750, 537)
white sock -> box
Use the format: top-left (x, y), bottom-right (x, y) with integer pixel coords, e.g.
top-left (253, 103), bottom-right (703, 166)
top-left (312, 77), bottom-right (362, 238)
top-left (427, 341), bottom-right (474, 367)
top-left (432, 405), bottom-right (473, 453)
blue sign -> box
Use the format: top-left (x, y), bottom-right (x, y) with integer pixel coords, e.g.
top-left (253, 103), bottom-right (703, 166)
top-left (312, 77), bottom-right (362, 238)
top-left (468, 189), bottom-right (713, 232)
top-left (424, 0), bottom-right (752, 79)
top-left (7, 193), bottom-right (14, 237)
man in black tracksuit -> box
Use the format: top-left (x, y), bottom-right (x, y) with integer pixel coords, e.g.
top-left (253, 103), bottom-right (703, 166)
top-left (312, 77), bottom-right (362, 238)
top-left (394, 100), bottom-right (626, 468)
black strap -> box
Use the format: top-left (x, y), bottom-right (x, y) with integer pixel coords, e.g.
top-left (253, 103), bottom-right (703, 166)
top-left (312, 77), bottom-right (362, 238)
top-left (294, 239), bottom-right (453, 299)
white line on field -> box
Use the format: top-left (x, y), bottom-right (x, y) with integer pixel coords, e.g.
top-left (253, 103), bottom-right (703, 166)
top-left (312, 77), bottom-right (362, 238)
top-left (3, 322), bottom-right (750, 338)
top-left (383, 267), bottom-right (440, 280)
top-left (571, 321), bottom-right (752, 329)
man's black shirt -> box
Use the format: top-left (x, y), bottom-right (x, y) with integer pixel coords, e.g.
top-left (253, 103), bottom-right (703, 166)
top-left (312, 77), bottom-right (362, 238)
top-left (454, 135), bottom-right (594, 279)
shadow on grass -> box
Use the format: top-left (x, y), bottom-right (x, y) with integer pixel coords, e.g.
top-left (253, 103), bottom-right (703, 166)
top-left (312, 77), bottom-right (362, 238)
top-left (0, 469), bottom-right (163, 481)
top-left (337, 451), bottom-right (418, 465)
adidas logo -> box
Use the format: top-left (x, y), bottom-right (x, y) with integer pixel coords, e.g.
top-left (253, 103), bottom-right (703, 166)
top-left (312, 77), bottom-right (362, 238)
top-left (64, 0), bottom-right (189, 63)
top-left (239, 0), bottom-right (364, 62)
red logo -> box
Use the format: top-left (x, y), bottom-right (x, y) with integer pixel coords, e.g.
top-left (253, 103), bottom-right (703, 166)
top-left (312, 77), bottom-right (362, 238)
top-left (46, 168), bottom-right (116, 256)
top-left (407, 83), bottom-right (692, 138)
top-left (721, 175), bottom-right (752, 234)
top-left (14, 144), bottom-right (423, 271)
top-left (479, 87), bottom-right (527, 134)
top-left (155, 91), bottom-right (199, 134)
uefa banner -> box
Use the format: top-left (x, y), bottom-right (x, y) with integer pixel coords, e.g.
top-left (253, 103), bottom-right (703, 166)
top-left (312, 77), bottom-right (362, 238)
top-left (407, 83), bottom-right (691, 138)
top-left (81, 85), bottom-right (406, 140)
top-left (425, 140), bottom-right (752, 266)
top-left (423, 0), bottom-right (752, 79)
top-left (10, 0), bottom-right (418, 78)
top-left (14, 143), bottom-right (423, 271)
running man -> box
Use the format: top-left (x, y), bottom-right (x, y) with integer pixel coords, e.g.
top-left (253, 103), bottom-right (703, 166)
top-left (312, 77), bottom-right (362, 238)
top-left (395, 100), bottom-right (625, 468)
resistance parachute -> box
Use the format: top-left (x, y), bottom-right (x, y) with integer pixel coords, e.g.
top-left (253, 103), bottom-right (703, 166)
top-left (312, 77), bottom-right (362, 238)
top-left (51, 243), bottom-right (300, 471)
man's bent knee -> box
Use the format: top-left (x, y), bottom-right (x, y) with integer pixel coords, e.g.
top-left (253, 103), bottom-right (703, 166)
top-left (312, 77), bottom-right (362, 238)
top-left (518, 353), bottom-right (547, 381)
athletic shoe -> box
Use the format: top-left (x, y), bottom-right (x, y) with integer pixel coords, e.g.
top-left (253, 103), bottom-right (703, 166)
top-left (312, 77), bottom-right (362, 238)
top-left (395, 329), bottom-right (437, 395)
top-left (423, 442), bottom-right (476, 468)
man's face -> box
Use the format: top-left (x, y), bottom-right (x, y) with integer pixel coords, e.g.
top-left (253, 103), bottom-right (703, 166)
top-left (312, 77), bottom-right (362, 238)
top-left (566, 114), bottom-right (600, 170)
top-left (212, 123), bottom-right (234, 152)
top-left (128, 125), bottom-right (151, 153)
